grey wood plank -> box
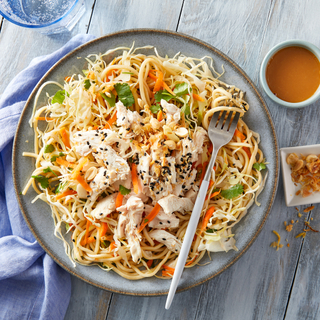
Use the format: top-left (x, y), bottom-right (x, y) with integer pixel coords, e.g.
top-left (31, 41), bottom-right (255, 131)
top-left (88, 0), bottom-right (184, 36)
top-left (65, 275), bottom-right (112, 320)
top-left (0, 0), bottom-right (94, 95)
top-left (176, 0), bottom-right (320, 319)
top-left (284, 206), bottom-right (320, 320)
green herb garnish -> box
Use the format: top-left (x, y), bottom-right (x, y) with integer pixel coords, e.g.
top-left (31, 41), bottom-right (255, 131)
top-left (114, 83), bottom-right (135, 107)
top-left (122, 72), bottom-right (134, 75)
top-left (221, 183), bottom-right (244, 199)
top-left (154, 90), bottom-right (175, 102)
top-left (55, 181), bottom-right (67, 194)
top-left (52, 90), bottom-right (69, 104)
top-left (119, 185), bottom-right (131, 195)
top-left (150, 105), bottom-right (162, 114)
top-left (66, 223), bottom-right (70, 231)
top-left (173, 82), bottom-right (190, 96)
top-left (144, 219), bottom-right (149, 223)
top-left (44, 144), bottom-right (54, 153)
top-left (253, 162), bottom-right (267, 171)
top-left (101, 91), bottom-right (116, 107)
top-left (84, 79), bottom-right (91, 90)
top-left (43, 167), bottom-right (58, 177)
top-left (32, 175), bottom-right (49, 189)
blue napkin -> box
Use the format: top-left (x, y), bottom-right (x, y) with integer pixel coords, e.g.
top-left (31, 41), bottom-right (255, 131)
top-left (0, 34), bottom-right (96, 320)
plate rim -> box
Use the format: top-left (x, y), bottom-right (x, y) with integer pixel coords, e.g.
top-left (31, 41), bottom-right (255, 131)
top-left (12, 28), bottom-right (279, 296)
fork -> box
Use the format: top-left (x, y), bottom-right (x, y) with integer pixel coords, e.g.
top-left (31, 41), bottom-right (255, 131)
top-left (165, 110), bottom-right (240, 310)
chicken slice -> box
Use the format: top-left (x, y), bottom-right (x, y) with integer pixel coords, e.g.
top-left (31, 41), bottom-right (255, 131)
top-left (91, 193), bottom-right (117, 219)
top-left (137, 153), bottom-right (151, 193)
top-left (72, 128), bottom-right (122, 156)
top-left (116, 101), bottom-right (142, 129)
top-left (158, 194), bottom-right (194, 215)
top-left (144, 205), bottom-right (180, 229)
top-left (116, 196), bottom-right (144, 262)
top-left (193, 127), bottom-right (208, 153)
top-left (149, 230), bottom-right (182, 253)
top-left (94, 146), bottom-right (130, 183)
top-left (161, 100), bottom-right (180, 124)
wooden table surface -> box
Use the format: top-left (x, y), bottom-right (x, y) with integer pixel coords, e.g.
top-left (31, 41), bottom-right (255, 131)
top-left (1, 1), bottom-right (320, 319)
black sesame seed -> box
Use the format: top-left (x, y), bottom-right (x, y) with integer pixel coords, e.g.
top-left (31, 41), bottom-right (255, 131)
top-left (122, 117), bottom-right (125, 121)
top-left (162, 238), bottom-right (166, 241)
top-left (159, 222), bottom-right (163, 225)
top-left (72, 239), bottom-right (75, 242)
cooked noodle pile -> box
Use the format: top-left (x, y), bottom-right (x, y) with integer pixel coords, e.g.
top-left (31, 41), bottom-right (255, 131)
top-left (23, 45), bottom-right (267, 279)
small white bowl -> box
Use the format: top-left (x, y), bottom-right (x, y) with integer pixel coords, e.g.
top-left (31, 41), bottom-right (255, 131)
top-left (260, 40), bottom-right (320, 108)
top-left (280, 144), bottom-right (320, 207)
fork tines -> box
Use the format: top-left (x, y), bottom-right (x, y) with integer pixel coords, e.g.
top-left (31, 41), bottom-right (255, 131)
top-left (212, 110), bottom-right (240, 131)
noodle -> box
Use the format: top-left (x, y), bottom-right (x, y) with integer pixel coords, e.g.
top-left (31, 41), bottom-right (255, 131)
top-left (23, 45), bottom-right (266, 279)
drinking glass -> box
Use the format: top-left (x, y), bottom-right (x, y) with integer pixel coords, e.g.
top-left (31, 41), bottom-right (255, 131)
top-left (0, 0), bottom-right (85, 34)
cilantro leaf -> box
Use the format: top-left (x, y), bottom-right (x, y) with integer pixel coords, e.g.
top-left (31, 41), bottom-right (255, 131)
top-left (253, 162), bottom-right (266, 171)
top-left (154, 90), bottom-right (175, 102)
top-left (55, 182), bottom-right (67, 194)
top-left (66, 223), bottom-right (70, 231)
top-left (84, 79), bottom-right (91, 90)
top-left (119, 185), bottom-right (131, 195)
top-left (52, 90), bottom-right (69, 104)
top-left (114, 83), bottom-right (135, 107)
top-left (150, 105), bottom-right (162, 114)
top-left (101, 92), bottom-right (116, 107)
top-left (51, 155), bottom-right (57, 162)
top-left (32, 175), bottom-right (49, 189)
top-left (181, 104), bottom-right (190, 116)
top-left (221, 183), bottom-right (244, 199)
top-left (59, 152), bottom-right (65, 156)
top-left (173, 82), bottom-right (190, 96)
top-left (43, 167), bottom-right (58, 177)
top-left (44, 144), bottom-right (54, 153)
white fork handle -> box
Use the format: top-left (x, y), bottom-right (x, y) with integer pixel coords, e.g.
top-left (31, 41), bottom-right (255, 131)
top-left (165, 179), bottom-right (209, 309)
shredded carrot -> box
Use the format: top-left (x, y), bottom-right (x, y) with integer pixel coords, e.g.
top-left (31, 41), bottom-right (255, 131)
top-left (64, 76), bottom-right (71, 82)
top-left (162, 82), bottom-right (175, 95)
top-left (105, 111), bottom-right (117, 129)
top-left (186, 255), bottom-right (198, 266)
top-left (157, 110), bottom-right (163, 121)
top-left (208, 143), bottom-right (213, 154)
top-left (146, 260), bottom-right (153, 268)
top-left (234, 129), bottom-right (251, 158)
top-left (131, 163), bottom-right (139, 194)
top-left (99, 222), bottom-right (108, 238)
top-left (87, 237), bottom-right (96, 244)
top-left (34, 117), bottom-right (54, 121)
top-left (138, 203), bottom-right (161, 233)
top-left (193, 93), bottom-right (205, 102)
top-left (200, 161), bottom-right (209, 186)
top-left (162, 270), bottom-right (173, 277)
top-left (109, 241), bottom-right (117, 251)
top-left (55, 157), bottom-right (76, 168)
top-left (71, 157), bottom-right (88, 180)
top-left (154, 70), bottom-right (164, 93)
top-left (210, 190), bottom-right (221, 199)
top-left (162, 265), bottom-right (175, 274)
top-left (148, 70), bottom-right (176, 95)
top-left (208, 180), bottom-right (214, 189)
top-left (115, 192), bottom-right (124, 208)
top-left (60, 127), bottom-right (71, 149)
top-left (81, 220), bottom-right (92, 246)
top-left (55, 189), bottom-right (77, 200)
top-left (76, 175), bottom-right (92, 192)
top-left (104, 69), bottom-right (116, 82)
top-left (200, 206), bottom-right (215, 234)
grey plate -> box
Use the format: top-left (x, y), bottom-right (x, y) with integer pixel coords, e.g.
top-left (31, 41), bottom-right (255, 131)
top-left (12, 29), bottom-right (279, 296)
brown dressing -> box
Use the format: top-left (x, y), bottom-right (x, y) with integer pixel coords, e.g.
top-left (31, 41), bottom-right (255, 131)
top-left (266, 46), bottom-right (320, 103)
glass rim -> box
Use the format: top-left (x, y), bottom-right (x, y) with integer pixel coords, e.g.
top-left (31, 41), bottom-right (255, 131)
top-left (0, 0), bottom-right (79, 29)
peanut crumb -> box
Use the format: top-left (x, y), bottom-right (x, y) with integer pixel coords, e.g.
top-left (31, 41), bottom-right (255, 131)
top-left (284, 221), bottom-right (287, 226)
top-left (304, 205), bottom-right (315, 213)
top-left (295, 207), bottom-right (299, 211)
top-left (298, 212), bottom-right (302, 218)
top-left (286, 224), bottom-right (293, 232)
top-left (295, 232), bottom-right (306, 238)
top-left (287, 243), bottom-right (290, 247)
top-left (296, 220), bottom-right (299, 223)
top-left (291, 220), bottom-right (294, 224)
top-left (311, 217), bottom-right (314, 220)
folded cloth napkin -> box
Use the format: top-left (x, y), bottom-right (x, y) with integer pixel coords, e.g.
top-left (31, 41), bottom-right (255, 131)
top-left (0, 34), bottom-right (95, 320)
